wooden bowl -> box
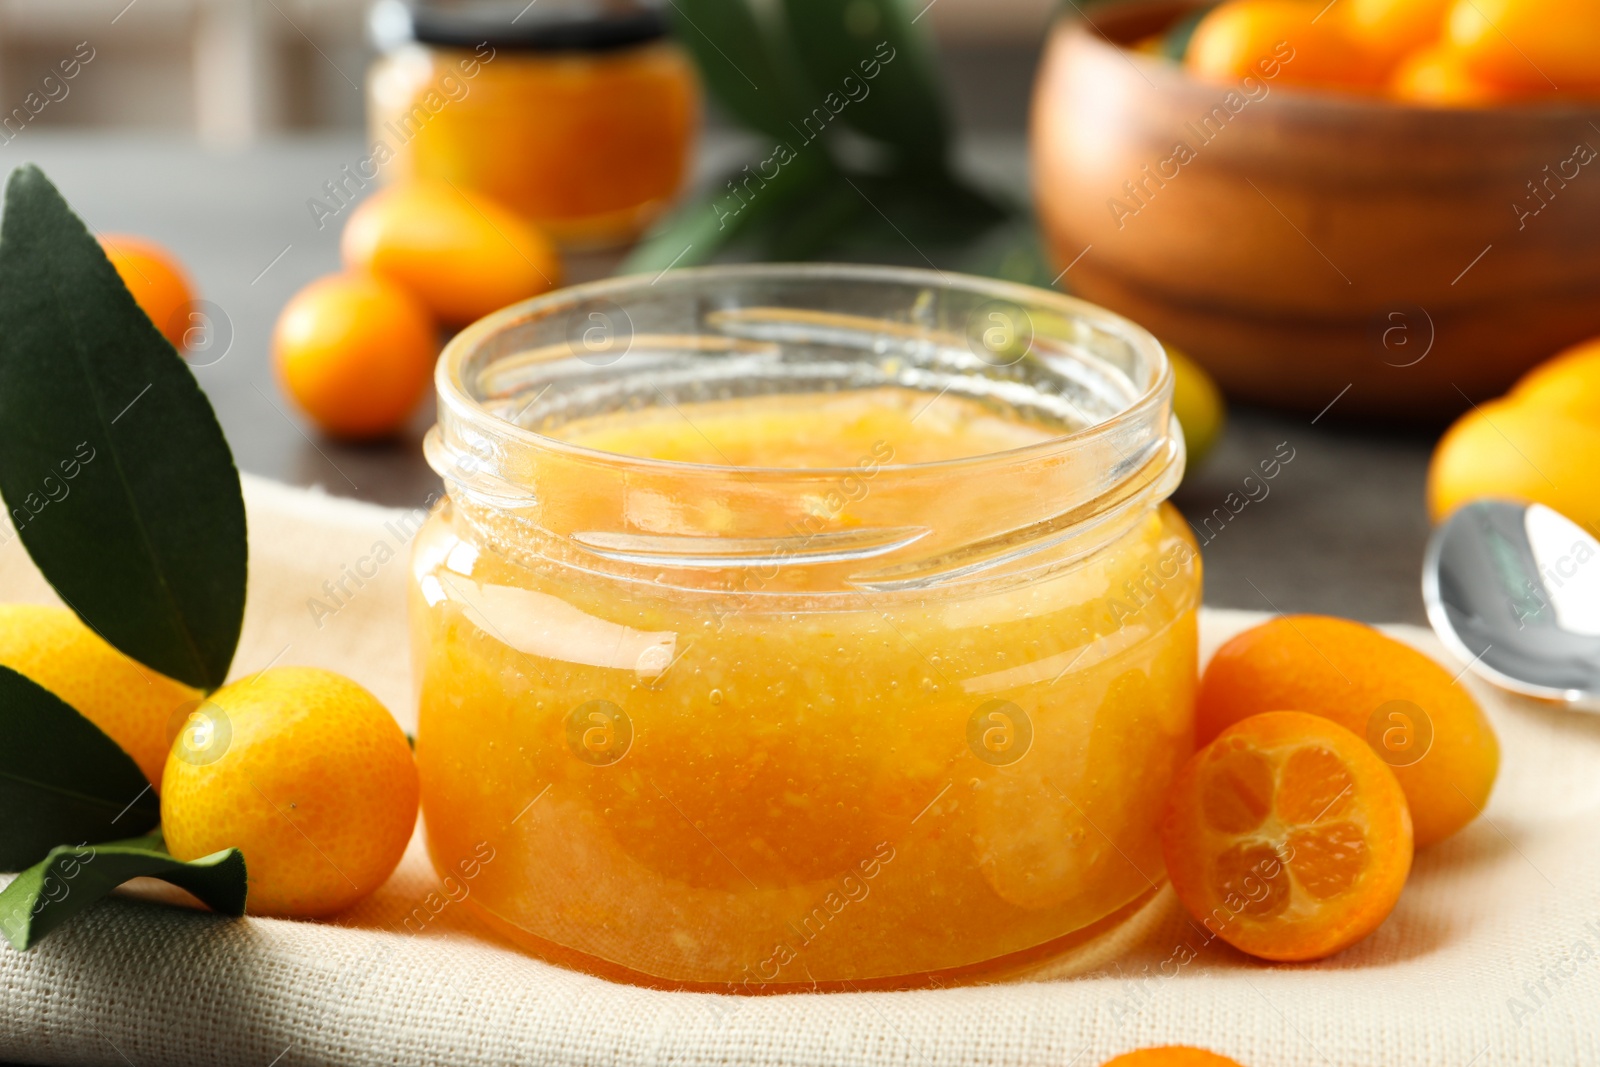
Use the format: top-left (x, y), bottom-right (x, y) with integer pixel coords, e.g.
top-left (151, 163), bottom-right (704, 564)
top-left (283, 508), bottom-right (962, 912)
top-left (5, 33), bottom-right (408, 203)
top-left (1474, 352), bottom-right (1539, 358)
top-left (1031, 2), bottom-right (1600, 419)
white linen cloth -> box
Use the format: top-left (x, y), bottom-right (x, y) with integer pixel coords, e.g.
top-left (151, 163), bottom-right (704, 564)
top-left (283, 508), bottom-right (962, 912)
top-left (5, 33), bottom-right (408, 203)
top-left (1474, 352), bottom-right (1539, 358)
top-left (1, 475), bottom-right (1596, 1067)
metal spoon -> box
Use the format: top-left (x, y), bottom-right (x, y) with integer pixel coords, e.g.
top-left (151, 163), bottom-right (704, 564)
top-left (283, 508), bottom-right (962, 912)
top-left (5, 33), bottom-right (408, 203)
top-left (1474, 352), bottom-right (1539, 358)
top-left (1423, 499), bottom-right (1600, 711)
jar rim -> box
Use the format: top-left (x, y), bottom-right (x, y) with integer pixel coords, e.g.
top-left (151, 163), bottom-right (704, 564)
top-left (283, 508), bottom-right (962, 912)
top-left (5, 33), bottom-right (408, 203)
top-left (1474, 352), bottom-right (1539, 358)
top-left (434, 262), bottom-right (1175, 479)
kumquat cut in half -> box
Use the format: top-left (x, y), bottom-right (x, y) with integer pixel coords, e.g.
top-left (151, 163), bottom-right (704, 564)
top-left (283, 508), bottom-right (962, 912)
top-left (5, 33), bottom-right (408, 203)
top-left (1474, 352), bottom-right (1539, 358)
top-left (1161, 711), bottom-right (1413, 962)
top-left (1100, 1047), bottom-right (1248, 1067)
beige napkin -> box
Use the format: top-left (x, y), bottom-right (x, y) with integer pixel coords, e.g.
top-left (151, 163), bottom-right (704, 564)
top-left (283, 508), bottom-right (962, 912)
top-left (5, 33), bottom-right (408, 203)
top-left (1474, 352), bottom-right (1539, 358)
top-left (1, 474), bottom-right (1597, 1067)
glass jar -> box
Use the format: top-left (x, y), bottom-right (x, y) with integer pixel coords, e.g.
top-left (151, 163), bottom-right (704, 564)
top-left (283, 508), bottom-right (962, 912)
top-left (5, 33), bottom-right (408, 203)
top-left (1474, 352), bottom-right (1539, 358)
top-left (410, 264), bottom-right (1200, 991)
top-left (367, 0), bottom-right (699, 248)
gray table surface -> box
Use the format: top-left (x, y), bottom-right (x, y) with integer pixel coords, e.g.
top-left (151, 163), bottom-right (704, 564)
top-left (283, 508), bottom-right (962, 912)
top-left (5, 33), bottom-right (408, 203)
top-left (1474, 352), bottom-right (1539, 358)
top-left (7, 132), bottom-right (1438, 626)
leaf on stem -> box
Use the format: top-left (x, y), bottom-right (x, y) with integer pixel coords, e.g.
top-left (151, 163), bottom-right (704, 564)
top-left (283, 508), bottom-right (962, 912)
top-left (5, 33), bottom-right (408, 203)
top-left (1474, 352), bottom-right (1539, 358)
top-left (0, 164), bottom-right (247, 690)
top-left (0, 834), bottom-right (246, 951)
top-left (0, 666), bottom-right (159, 872)
top-left (780, 0), bottom-right (951, 163)
top-left (664, 0), bottom-right (814, 141)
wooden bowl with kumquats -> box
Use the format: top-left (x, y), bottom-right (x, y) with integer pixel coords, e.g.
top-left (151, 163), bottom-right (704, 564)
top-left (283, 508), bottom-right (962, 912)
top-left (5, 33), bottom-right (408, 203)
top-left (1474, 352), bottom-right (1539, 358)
top-left (1031, 0), bottom-right (1600, 419)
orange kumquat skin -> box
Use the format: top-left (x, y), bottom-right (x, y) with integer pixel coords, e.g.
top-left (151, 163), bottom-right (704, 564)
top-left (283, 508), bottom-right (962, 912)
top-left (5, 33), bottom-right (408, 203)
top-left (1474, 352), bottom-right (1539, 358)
top-left (98, 233), bottom-right (195, 348)
top-left (1195, 615), bottom-right (1497, 848)
top-left (1446, 0), bottom-right (1600, 93)
top-left (272, 273), bottom-right (438, 441)
top-left (1427, 397), bottom-right (1600, 534)
top-left (1389, 43), bottom-right (1525, 105)
top-left (1429, 335), bottom-right (1600, 531)
top-left (1346, 0), bottom-right (1454, 62)
top-left (1162, 711), bottom-right (1414, 962)
top-left (0, 603), bottom-right (199, 789)
top-left (1187, 0), bottom-right (1390, 91)
top-left (1100, 1049), bottom-right (1249, 1067)
top-left (161, 667), bottom-right (419, 918)
top-left (1508, 335), bottom-right (1600, 419)
top-left (341, 181), bottom-right (561, 327)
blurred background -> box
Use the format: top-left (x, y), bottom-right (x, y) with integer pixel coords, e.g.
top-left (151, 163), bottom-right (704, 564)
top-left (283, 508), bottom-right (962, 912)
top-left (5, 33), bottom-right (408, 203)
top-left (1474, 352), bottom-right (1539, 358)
top-left (0, 0), bottom-right (1052, 139)
top-left (13, 0), bottom-right (1593, 628)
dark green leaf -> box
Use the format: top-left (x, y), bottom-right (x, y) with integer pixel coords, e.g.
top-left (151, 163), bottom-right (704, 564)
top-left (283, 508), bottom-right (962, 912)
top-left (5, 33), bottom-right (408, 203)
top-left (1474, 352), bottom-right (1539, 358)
top-left (622, 151), bottom-right (834, 274)
top-left (956, 217), bottom-right (1059, 288)
top-left (620, 184), bottom-right (753, 275)
top-left (0, 164), bottom-right (246, 689)
top-left (780, 0), bottom-right (950, 162)
top-left (763, 179), bottom-right (865, 261)
top-left (0, 666), bottom-right (158, 871)
top-left (0, 834), bottom-right (246, 950)
top-left (664, 0), bottom-right (814, 142)
top-left (822, 168), bottom-right (1010, 257)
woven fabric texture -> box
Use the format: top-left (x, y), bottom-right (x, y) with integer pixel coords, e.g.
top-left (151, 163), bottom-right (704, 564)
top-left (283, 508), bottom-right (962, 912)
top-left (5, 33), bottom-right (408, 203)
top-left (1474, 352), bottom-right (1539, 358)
top-left (1, 475), bottom-right (1596, 1067)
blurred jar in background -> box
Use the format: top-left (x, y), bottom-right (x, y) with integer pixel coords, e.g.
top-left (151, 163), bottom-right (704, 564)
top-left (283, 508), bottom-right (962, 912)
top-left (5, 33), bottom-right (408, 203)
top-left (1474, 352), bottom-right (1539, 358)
top-left (367, 0), bottom-right (699, 249)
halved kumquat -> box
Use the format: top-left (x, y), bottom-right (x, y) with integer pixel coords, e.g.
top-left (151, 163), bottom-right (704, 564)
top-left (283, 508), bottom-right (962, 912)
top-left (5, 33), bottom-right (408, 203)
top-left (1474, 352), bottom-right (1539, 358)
top-left (1162, 711), bottom-right (1413, 962)
top-left (1100, 1047), bottom-right (1248, 1067)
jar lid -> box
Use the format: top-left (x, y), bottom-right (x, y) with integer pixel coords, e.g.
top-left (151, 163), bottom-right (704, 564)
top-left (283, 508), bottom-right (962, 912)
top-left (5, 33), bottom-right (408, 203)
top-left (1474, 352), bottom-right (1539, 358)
top-left (369, 0), bottom-right (666, 53)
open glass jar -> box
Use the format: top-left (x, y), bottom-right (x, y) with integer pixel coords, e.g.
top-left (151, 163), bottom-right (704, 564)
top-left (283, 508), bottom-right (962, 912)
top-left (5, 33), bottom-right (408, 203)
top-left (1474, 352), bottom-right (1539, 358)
top-left (411, 264), bottom-right (1200, 991)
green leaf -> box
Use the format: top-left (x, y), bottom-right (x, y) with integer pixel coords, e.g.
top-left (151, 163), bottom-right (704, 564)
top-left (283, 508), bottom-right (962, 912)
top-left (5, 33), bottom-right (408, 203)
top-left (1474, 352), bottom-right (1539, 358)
top-left (620, 182), bottom-right (753, 275)
top-left (820, 167), bottom-right (1010, 259)
top-left (956, 217), bottom-right (1059, 288)
top-left (622, 151), bottom-right (835, 274)
top-left (780, 0), bottom-right (951, 163)
top-left (664, 0), bottom-right (814, 142)
top-left (0, 834), bottom-right (246, 950)
top-left (0, 666), bottom-right (159, 871)
top-left (762, 178), bottom-right (865, 261)
top-left (0, 164), bottom-right (247, 690)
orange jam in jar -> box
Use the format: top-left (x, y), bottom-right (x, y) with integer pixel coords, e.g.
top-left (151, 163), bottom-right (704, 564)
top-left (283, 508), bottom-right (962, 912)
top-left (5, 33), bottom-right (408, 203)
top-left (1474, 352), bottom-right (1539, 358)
top-left (367, 0), bottom-right (698, 248)
top-left (412, 265), bottom-right (1200, 990)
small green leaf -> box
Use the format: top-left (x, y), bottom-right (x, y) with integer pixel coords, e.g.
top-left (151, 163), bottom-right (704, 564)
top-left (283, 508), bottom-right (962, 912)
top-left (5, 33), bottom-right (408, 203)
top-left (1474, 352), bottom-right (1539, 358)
top-left (0, 164), bottom-right (247, 690)
top-left (664, 0), bottom-right (814, 142)
top-left (0, 834), bottom-right (246, 950)
top-left (0, 666), bottom-right (158, 871)
top-left (780, 0), bottom-right (950, 163)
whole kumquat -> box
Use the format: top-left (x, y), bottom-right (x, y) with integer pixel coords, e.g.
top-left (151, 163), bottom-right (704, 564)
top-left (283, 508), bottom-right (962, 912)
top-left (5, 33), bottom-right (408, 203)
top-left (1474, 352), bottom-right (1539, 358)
top-left (1162, 711), bottom-right (1414, 962)
top-left (272, 272), bottom-right (437, 441)
top-left (1195, 615), bottom-right (1498, 848)
top-left (161, 666), bottom-right (419, 917)
top-left (341, 181), bottom-right (562, 326)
